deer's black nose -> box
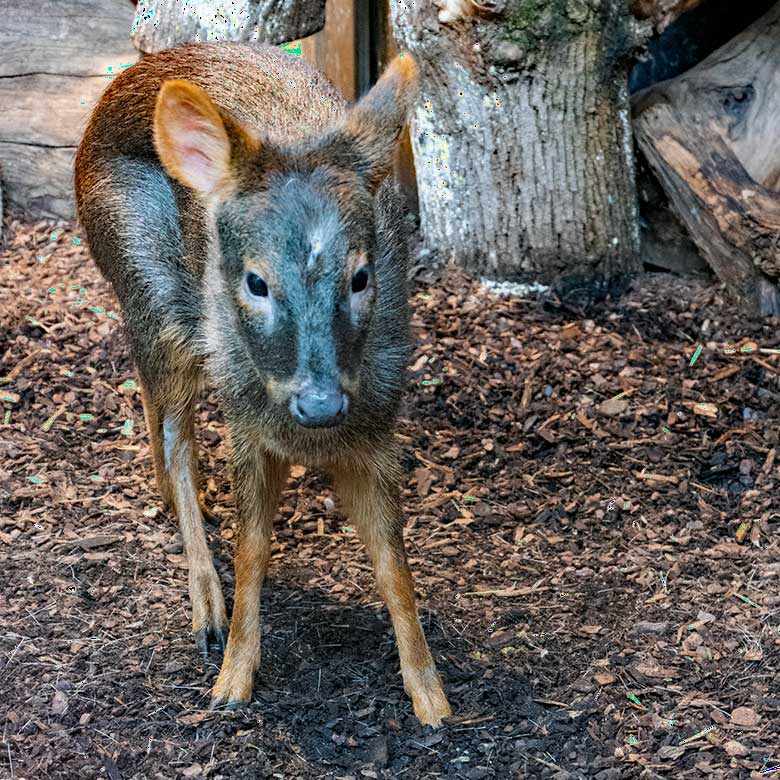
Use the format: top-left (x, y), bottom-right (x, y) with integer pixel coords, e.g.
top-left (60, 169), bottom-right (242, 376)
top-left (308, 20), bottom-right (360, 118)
top-left (290, 385), bottom-right (348, 428)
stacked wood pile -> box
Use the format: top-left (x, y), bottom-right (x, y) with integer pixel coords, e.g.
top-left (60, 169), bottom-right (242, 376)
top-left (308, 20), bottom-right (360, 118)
top-left (0, 1), bottom-right (139, 220)
top-left (633, 2), bottom-right (780, 316)
top-left (0, 0), bottom-right (328, 223)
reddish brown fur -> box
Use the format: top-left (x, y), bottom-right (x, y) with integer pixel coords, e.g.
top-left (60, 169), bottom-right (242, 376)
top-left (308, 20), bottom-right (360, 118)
top-left (74, 43), bottom-right (450, 727)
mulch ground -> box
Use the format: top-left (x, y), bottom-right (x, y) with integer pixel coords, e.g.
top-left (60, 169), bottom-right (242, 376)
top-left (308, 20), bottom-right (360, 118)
top-left (1, 215), bottom-right (779, 780)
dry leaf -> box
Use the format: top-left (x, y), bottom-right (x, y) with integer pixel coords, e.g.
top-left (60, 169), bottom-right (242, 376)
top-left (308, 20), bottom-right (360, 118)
top-left (708, 542), bottom-right (744, 556)
top-left (580, 625), bottom-right (602, 635)
top-left (414, 466), bottom-right (435, 497)
top-left (593, 672), bottom-right (615, 685)
top-left (692, 402), bottom-right (718, 418)
top-left (730, 706), bottom-right (760, 727)
top-left (630, 621), bottom-right (668, 635)
top-left (635, 662), bottom-right (678, 679)
top-left (711, 365), bottom-right (740, 382)
top-left (50, 689), bottom-right (68, 715)
top-left (723, 740), bottom-right (749, 757)
top-left (410, 354), bottom-right (428, 372)
top-left (177, 712), bottom-right (217, 726)
top-left (576, 411), bottom-right (594, 429)
top-left (58, 534), bottom-right (123, 550)
top-left (598, 398), bottom-right (628, 417)
top-left (657, 745), bottom-right (686, 759)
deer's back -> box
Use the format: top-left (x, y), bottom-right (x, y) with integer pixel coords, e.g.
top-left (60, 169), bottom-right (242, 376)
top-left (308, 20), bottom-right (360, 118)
top-left (79, 42), bottom-right (347, 165)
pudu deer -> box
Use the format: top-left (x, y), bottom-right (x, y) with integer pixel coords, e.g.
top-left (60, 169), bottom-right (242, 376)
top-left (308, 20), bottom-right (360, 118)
top-left (74, 42), bottom-right (451, 726)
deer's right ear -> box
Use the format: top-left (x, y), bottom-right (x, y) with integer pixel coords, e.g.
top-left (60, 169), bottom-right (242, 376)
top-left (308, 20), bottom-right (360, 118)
top-left (310, 54), bottom-right (419, 193)
top-left (153, 80), bottom-right (257, 201)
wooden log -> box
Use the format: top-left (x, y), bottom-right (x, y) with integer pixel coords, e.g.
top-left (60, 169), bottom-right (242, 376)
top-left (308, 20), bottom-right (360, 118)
top-left (0, 0), bottom-right (139, 221)
top-left (0, 0), bottom-right (137, 77)
top-left (0, 74), bottom-right (116, 147)
top-left (0, 142), bottom-right (76, 220)
top-left (391, 0), bottom-right (643, 287)
top-left (131, 0), bottom-right (327, 54)
top-left (632, 3), bottom-right (780, 316)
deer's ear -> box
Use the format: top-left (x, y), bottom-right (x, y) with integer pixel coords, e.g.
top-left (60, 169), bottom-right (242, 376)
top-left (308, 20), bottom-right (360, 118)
top-left (314, 54), bottom-right (419, 192)
top-left (153, 80), bottom-right (257, 201)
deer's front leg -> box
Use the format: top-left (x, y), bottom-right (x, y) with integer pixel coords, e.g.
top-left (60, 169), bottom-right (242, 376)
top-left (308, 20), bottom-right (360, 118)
top-left (210, 448), bottom-right (289, 709)
top-left (333, 450), bottom-right (452, 727)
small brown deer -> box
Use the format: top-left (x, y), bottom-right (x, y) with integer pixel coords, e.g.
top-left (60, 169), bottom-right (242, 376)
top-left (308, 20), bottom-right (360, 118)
top-left (74, 42), bottom-right (451, 726)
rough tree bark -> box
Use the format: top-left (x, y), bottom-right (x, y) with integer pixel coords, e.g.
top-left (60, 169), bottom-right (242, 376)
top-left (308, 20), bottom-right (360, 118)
top-left (632, 2), bottom-right (780, 316)
top-left (389, 0), bottom-right (643, 298)
top-left (131, 0), bottom-right (326, 54)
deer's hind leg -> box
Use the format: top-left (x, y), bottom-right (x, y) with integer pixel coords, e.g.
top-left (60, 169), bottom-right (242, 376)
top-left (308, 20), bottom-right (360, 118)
top-left (136, 323), bottom-right (228, 658)
top-left (140, 379), bottom-right (218, 525)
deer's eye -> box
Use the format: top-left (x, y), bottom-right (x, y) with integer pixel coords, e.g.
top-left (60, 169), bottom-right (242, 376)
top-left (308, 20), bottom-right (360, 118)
top-left (351, 267), bottom-right (369, 294)
top-left (246, 272), bottom-right (268, 297)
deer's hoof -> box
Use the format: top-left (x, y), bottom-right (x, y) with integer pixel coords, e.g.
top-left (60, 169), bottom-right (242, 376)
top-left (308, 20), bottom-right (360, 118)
top-left (406, 666), bottom-right (452, 728)
top-left (195, 624), bottom-right (228, 659)
top-left (209, 697), bottom-right (244, 712)
top-left (210, 656), bottom-right (257, 710)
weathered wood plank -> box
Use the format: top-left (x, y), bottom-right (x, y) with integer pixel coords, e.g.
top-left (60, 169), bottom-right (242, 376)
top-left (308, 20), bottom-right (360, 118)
top-left (0, 73), bottom-right (122, 147)
top-left (0, 0), bottom-right (137, 220)
top-left (300, 0), bottom-right (356, 101)
top-left (0, 67), bottom-right (138, 220)
top-left (0, 142), bottom-right (76, 220)
top-left (0, 0), bottom-right (137, 77)
top-left (131, 0), bottom-right (327, 54)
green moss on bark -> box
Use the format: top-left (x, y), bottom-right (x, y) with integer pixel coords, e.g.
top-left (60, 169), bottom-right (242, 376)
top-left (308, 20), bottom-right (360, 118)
top-left (504, 0), bottom-right (597, 50)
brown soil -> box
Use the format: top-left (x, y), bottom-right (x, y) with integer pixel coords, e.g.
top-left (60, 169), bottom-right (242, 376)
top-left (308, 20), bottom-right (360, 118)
top-left (1, 217), bottom-right (778, 780)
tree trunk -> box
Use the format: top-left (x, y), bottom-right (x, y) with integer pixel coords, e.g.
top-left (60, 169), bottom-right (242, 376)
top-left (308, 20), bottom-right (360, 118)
top-left (131, 0), bottom-right (326, 54)
top-left (632, 3), bottom-right (780, 316)
top-left (389, 0), bottom-right (642, 299)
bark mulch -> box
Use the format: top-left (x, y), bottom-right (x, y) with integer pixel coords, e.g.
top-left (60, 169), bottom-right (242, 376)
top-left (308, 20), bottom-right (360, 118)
top-left (1, 216), bottom-right (779, 780)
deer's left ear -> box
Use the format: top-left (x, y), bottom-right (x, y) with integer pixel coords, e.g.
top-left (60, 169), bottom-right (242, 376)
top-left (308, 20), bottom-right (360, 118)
top-left (311, 54), bottom-right (419, 192)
